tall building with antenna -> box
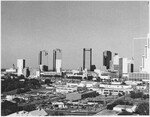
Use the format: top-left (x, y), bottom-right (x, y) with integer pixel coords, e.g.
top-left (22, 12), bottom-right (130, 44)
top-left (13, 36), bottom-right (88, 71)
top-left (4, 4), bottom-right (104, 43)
top-left (141, 34), bottom-right (150, 73)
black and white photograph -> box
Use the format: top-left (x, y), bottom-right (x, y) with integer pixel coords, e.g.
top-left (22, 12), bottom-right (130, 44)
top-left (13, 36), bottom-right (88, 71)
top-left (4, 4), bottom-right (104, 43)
top-left (1, 0), bottom-right (150, 116)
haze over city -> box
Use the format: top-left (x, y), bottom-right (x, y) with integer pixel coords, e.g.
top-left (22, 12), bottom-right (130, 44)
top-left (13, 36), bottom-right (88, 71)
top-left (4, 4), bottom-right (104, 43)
top-left (1, 1), bottom-right (149, 70)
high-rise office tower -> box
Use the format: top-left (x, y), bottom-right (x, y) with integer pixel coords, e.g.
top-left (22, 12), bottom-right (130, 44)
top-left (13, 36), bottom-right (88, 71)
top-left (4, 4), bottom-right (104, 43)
top-left (83, 48), bottom-right (92, 71)
top-left (113, 53), bottom-right (120, 71)
top-left (103, 51), bottom-right (112, 69)
top-left (17, 59), bottom-right (25, 76)
top-left (128, 59), bottom-right (134, 73)
top-left (39, 50), bottom-right (48, 65)
top-left (119, 58), bottom-right (128, 77)
top-left (39, 50), bottom-right (48, 71)
top-left (119, 58), bottom-right (134, 77)
top-left (39, 51), bottom-right (42, 65)
top-left (53, 49), bottom-right (62, 73)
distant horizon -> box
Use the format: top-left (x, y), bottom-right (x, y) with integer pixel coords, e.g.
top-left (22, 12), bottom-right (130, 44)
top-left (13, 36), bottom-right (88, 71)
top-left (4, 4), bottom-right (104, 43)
top-left (1, 1), bottom-right (149, 71)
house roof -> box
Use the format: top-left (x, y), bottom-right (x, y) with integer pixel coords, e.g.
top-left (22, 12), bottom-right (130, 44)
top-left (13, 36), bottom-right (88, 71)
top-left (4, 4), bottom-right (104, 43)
top-left (95, 109), bottom-right (119, 115)
top-left (114, 105), bottom-right (133, 109)
top-left (29, 109), bottom-right (47, 116)
top-left (7, 111), bottom-right (29, 116)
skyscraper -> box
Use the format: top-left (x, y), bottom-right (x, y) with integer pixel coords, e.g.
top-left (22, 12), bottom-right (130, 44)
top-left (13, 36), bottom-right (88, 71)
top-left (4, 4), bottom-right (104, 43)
top-left (103, 51), bottom-right (112, 69)
top-left (113, 53), bottom-right (120, 71)
top-left (83, 48), bottom-right (92, 71)
top-left (38, 50), bottom-right (48, 66)
top-left (38, 50), bottom-right (48, 72)
top-left (128, 59), bottom-right (134, 73)
top-left (39, 51), bottom-right (42, 65)
top-left (119, 58), bottom-right (128, 77)
top-left (53, 49), bottom-right (62, 73)
top-left (17, 59), bottom-right (25, 76)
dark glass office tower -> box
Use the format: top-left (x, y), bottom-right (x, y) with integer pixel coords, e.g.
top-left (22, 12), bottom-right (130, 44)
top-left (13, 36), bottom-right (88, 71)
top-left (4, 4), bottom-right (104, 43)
top-left (83, 48), bottom-right (92, 71)
top-left (39, 51), bottom-right (42, 65)
top-left (103, 50), bottom-right (112, 69)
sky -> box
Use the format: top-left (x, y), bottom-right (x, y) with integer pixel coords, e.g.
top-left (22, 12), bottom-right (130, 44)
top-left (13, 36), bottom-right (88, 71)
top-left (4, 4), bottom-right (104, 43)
top-left (1, 1), bottom-right (149, 70)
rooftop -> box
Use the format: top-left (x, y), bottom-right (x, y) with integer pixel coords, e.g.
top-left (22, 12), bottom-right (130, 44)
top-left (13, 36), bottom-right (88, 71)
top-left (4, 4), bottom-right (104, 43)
top-left (95, 109), bottom-right (119, 115)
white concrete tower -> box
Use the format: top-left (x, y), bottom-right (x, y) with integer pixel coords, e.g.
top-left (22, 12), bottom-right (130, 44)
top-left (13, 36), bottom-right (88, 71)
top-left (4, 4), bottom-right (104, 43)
top-left (17, 59), bottom-right (25, 76)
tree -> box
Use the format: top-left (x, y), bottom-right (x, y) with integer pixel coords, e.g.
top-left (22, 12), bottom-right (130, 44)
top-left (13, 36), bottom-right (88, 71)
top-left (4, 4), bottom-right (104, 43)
top-left (143, 95), bottom-right (147, 100)
top-left (52, 111), bottom-right (64, 116)
top-left (45, 79), bottom-right (51, 85)
top-left (16, 88), bottom-right (23, 94)
top-left (118, 93), bottom-right (122, 97)
top-left (18, 75), bottom-right (25, 79)
top-left (107, 104), bottom-right (115, 110)
top-left (135, 103), bottom-right (149, 115)
top-left (121, 81), bottom-right (126, 85)
top-left (91, 65), bottom-right (96, 71)
top-left (12, 98), bottom-right (21, 104)
top-left (26, 68), bottom-right (30, 77)
top-left (130, 91), bottom-right (135, 98)
top-left (22, 104), bottom-right (36, 112)
top-left (1, 101), bottom-right (19, 116)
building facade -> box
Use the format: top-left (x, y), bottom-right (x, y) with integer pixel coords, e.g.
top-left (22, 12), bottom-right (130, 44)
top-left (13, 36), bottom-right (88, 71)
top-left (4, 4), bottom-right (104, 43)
top-left (103, 51), bottom-right (112, 69)
top-left (128, 59), bottom-right (134, 73)
top-left (128, 72), bottom-right (150, 82)
top-left (17, 59), bottom-right (25, 76)
top-left (119, 58), bottom-right (128, 77)
top-left (83, 48), bottom-right (92, 71)
top-left (39, 50), bottom-right (48, 71)
top-left (113, 53), bottom-right (120, 71)
top-left (53, 49), bottom-right (62, 73)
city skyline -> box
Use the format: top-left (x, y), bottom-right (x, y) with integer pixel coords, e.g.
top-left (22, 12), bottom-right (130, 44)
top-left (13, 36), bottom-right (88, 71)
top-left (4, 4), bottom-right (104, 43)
top-left (1, 1), bottom-right (149, 70)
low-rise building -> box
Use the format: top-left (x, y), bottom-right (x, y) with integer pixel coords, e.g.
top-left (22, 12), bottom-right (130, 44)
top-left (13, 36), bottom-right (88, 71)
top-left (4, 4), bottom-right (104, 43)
top-left (7, 109), bottom-right (48, 116)
top-left (95, 109), bottom-right (119, 115)
top-left (111, 82), bottom-right (122, 85)
top-left (80, 81), bottom-right (98, 88)
top-left (56, 85), bottom-right (77, 94)
top-left (6, 95), bottom-right (16, 101)
top-left (113, 105), bottom-right (137, 113)
top-left (6, 68), bottom-right (17, 73)
top-left (52, 102), bottom-right (65, 109)
top-left (102, 88), bottom-right (133, 95)
top-left (125, 81), bottom-right (143, 85)
top-left (128, 72), bottom-right (150, 82)
top-left (29, 109), bottom-right (48, 116)
top-left (99, 84), bottom-right (132, 89)
top-left (66, 91), bottom-right (98, 101)
top-left (136, 85), bottom-right (147, 90)
top-left (41, 71), bottom-right (62, 77)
